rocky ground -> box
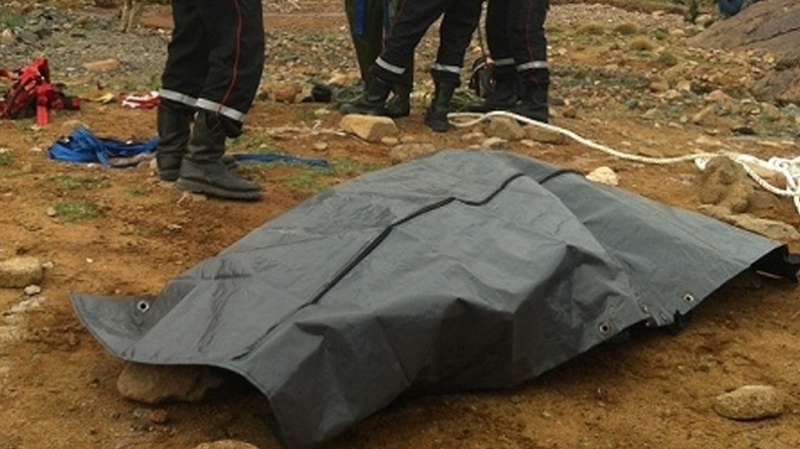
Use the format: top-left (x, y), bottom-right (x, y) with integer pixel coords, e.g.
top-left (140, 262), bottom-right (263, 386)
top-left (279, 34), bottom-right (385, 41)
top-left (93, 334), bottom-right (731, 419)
top-left (1, 1), bottom-right (800, 449)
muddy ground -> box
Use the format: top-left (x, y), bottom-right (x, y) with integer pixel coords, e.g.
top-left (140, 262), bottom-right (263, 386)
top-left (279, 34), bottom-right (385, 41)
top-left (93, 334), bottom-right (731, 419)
top-left (1, 1), bottom-right (799, 448)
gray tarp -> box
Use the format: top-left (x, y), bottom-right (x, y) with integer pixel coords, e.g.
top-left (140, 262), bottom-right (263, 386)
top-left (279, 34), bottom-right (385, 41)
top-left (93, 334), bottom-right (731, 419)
top-left (71, 150), bottom-right (797, 448)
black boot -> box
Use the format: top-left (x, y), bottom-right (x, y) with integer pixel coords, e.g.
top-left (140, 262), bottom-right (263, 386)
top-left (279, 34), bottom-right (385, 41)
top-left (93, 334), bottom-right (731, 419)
top-left (339, 75), bottom-right (393, 116)
top-left (155, 101), bottom-right (193, 182)
top-left (512, 82), bottom-right (549, 123)
top-left (155, 102), bottom-right (237, 182)
top-left (175, 111), bottom-right (262, 201)
top-left (465, 67), bottom-right (519, 113)
top-left (424, 81), bottom-right (457, 133)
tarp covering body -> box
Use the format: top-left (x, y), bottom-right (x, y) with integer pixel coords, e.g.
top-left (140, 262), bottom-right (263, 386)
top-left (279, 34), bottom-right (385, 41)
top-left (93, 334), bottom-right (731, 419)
top-left (71, 150), bottom-right (796, 448)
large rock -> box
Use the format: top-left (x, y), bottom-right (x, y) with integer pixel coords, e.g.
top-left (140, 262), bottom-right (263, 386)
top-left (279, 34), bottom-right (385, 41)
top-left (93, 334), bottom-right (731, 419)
top-left (699, 205), bottom-right (800, 242)
top-left (699, 158), bottom-right (754, 214)
top-left (0, 257), bottom-right (43, 289)
top-left (713, 385), bottom-right (785, 421)
top-left (117, 362), bottom-right (225, 404)
top-left (339, 115), bottom-right (398, 143)
top-left (686, 0), bottom-right (800, 105)
top-left (487, 116), bottom-right (526, 141)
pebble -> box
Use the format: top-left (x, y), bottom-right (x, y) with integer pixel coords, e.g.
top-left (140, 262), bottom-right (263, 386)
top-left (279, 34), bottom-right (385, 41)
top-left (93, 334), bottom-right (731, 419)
top-left (713, 385), bottom-right (785, 421)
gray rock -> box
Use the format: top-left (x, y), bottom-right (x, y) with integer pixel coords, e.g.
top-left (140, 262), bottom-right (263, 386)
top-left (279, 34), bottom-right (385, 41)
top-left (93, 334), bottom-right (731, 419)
top-left (0, 257), bottom-right (43, 289)
top-left (116, 362), bottom-right (224, 404)
top-left (713, 385), bottom-right (784, 420)
top-left (699, 206), bottom-right (800, 241)
top-left (699, 158), bottom-right (754, 214)
top-left (523, 125), bottom-right (566, 145)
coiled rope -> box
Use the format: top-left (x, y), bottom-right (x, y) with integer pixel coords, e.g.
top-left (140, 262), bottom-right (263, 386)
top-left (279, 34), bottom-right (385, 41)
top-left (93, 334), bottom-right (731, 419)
top-left (449, 110), bottom-right (800, 215)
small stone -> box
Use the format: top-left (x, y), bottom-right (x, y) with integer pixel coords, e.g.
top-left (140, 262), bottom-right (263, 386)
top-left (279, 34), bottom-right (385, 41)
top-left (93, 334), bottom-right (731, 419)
top-left (713, 385), bottom-right (784, 421)
top-left (586, 167), bottom-right (619, 186)
top-left (0, 29), bottom-right (14, 42)
top-left (0, 257), bottom-right (43, 289)
top-left (649, 80), bottom-right (669, 93)
top-left (41, 261), bottom-right (54, 270)
top-left (481, 137), bottom-right (508, 150)
top-left (117, 362), bottom-right (224, 404)
top-left (147, 409), bottom-right (169, 424)
top-left (460, 132), bottom-right (485, 142)
top-left (692, 105), bottom-right (716, 125)
top-left (312, 141), bottom-right (328, 151)
top-left (193, 440), bottom-right (261, 449)
top-left (82, 59), bottom-right (121, 73)
top-left (380, 136), bottom-right (400, 147)
top-left (389, 143), bottom-right (437, 164)
top-left (46, 207), bottom-right (57, 217)
top-left (23, 285), bottom-right (42, 296)
top-left (486, 116), bottom-right (526, 141)
top-left (524, 125), bottom-right (566, 145)
top-left (272, 84), bottom-right (299, 104)
top-left (339, 114), bottom-right (398, 143)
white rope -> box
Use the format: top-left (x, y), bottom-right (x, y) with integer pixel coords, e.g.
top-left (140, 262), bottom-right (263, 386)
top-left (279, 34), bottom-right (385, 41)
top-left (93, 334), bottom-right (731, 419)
top-left (449, 110), bottom-right (800, 215)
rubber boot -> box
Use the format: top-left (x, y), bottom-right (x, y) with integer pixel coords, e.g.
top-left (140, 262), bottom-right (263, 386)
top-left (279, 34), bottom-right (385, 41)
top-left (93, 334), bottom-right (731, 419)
top-left (176, 111), bottom-right (262, 201)
top-left (155, 102), bottom-right (237, 182)
top-left (339, 75), bottom-right (393, 116)
top-left (155, 101), bottom-right (192, 182)
top-left (384, 85), bottom-right (411, 118)
top-left (424, 81), bottom-right (457, 133)
top-left (465, 67), bottom-right (519, 113)
top-left (512, 82), bottom-right (549, 124)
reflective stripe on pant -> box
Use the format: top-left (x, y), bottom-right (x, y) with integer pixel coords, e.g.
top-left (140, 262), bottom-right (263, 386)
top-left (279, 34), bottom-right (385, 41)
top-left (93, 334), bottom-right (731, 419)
top-left (345, 0), bottom-right (413, 91)
top-left (160, 0), bottom-right (264, 127)
top-left (485, 0), bottom-right (550, 86)
top-left (375, 0), bottom-right (481, 84)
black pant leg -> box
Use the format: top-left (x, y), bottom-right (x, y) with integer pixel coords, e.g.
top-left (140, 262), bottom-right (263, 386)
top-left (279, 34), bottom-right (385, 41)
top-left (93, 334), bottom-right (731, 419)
top-left (374, 0), bottom-right (447, 82)
top-left (195, 0), bottom-right (265, 133)
top-left (159, 0), bottom-right (208, 109)
top-left (430, 0), bottom-right (482, 84)
top-left (509, 0), bottom-right (549, 86)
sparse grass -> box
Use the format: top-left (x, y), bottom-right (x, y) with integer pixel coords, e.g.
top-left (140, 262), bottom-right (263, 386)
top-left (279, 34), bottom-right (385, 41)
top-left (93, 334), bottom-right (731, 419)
top-left (577, 24), bottom-right (606, 36)
top-left (629, 36), bottom-right (655, 52)
top-left (0, 8), bottom-right (25, 28)
top-left (293, 108), bottom-right (317, 121)
top-left (278, 157), bottom-right (383, 192)
top-left (126, 188), bottom-right (146, 197)
top-left (329, 158), bottom-right (382, 175)
top-left (0, 150), bottom-right (13, 166)
top-left (282, 169), bottom-right (330, 191)
top-left (50, 174), bottom-right (110, 190)
top-left (614, 23), bottom-right (640, 36)
top-left (656, 51), bottom-right (680, 67)
top-left (228, 133), bottom-right (283, 154)
top-left (53, 200), bottom-right (100, 221)
top-left (651, 28), bottom-right (670, 41)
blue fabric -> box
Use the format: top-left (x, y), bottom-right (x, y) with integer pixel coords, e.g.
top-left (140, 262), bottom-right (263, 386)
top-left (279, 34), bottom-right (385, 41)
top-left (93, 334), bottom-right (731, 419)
top-left (47, 127), bottom-right (330, 169)
top-left (714, 0), bottom-right (744, 16)
top-left (47, 127), bottom-right (158, 168)
top-left (353, 0), bottom-right (366, 35)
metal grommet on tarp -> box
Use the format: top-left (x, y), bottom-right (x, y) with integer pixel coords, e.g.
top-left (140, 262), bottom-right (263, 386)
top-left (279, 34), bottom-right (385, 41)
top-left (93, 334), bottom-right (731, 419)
top-left (136, 300), bottom-right (150, 314)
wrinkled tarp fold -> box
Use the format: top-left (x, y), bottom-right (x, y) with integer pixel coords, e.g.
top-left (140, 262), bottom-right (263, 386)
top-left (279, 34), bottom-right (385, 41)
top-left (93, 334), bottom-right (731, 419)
top-left (71, 149), bottom-right (798, 448)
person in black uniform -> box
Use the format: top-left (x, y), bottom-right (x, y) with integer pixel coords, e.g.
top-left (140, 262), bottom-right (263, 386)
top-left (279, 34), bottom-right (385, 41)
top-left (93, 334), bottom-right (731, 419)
top-left (467, 0), bottom-right (550, 123)
top-left (341, 0), bottom-right (484, 132)
top-left (154, 0), bottom-right (264, 201)
top-left (345, 0), bottom-right (413, 118)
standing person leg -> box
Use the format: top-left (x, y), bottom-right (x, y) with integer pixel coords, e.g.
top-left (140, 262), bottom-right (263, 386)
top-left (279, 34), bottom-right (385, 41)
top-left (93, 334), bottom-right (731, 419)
top-left (465, 0), bottom-right (519, 113)
top-left (383, 0), bottom-right (413, 118)
top-left (510, 0), bottom-right (549, 123)
top-left (175, 0), bottom-right (265, 201)
top-left (341, 0), bottom-right (448, 116)
top-left (155, 0), bottom-right (208, 182)
top-left (425, 0), bottom-right (483, 131)
top-left (346, 0), bottom-right (384, 84)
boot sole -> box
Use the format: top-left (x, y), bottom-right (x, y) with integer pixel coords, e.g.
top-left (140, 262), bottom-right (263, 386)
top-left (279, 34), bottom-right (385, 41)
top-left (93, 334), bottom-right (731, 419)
top-left (176, 178), bottom-right (262, 201)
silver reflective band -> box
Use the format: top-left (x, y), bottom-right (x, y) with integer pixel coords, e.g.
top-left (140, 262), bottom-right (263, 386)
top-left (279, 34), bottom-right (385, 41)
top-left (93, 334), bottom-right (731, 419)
top-left (430, 63), bottom-right (461, 74)
top-left (517, 61), bottom-right (549, 71)
top-left (158, 88), bottom-right (198, 109)
top-left (196, 98), bottom-right (246, 123)
top-left (493, 58), bottom-right (515, 67)
top-left (376, 57), bottom-right (406, 75)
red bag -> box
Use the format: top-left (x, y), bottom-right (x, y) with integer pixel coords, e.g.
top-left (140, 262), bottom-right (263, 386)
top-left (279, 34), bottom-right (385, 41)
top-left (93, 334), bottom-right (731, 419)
top-left (0, 57), bottom-right (80, 125)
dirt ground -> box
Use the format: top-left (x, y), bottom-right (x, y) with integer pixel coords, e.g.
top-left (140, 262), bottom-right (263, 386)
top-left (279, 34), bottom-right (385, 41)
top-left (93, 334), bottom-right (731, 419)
top-left (1, 1), bottom-right (799, 449)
